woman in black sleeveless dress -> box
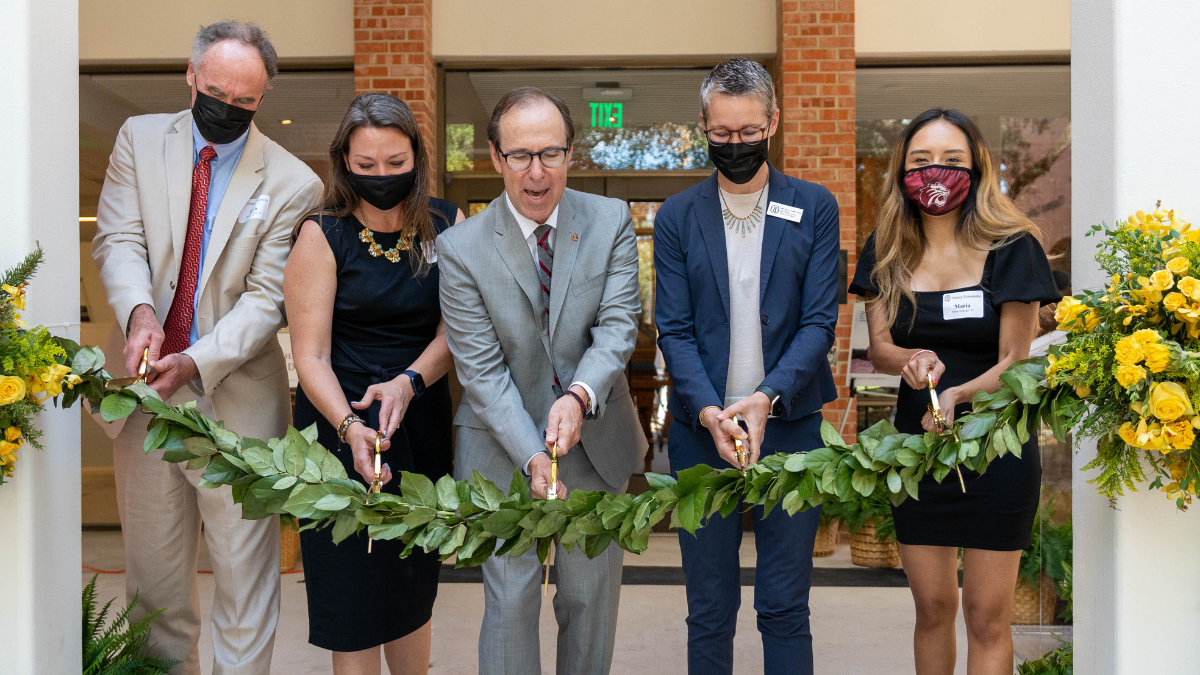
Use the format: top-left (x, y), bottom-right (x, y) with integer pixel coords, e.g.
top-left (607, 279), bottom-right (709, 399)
top-left (284, 93), bottom-right (464, 675)
top-left (848, 109), bottom-right (1058, 675)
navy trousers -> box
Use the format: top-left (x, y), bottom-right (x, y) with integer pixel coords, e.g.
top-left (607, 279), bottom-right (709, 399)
top-left (669, 413), bottom-right (823, 675)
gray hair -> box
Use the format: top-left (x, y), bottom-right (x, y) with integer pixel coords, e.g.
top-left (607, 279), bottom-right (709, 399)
top-left (700, 58), bottom-right (777, 121)
top-left (191, 21), bottom-right (278, 82)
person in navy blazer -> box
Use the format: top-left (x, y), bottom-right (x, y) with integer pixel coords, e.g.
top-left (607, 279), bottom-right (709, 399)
top-left (653, 59), bottom-right (840, 675)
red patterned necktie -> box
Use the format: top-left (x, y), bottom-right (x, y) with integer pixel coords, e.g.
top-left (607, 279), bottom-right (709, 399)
top-left (161, 144), bottom-right (218, 356)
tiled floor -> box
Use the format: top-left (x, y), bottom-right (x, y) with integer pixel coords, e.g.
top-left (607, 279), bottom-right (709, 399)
top-left (83, 530), bottom-right (981, 674)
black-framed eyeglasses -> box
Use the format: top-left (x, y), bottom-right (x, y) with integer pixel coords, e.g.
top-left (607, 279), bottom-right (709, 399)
top-left (704, 125), bottom-right (769, 146)
top-left (499, 147), bottom-right (570, 171)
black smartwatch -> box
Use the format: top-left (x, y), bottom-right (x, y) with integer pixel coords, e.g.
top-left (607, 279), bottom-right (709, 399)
top-left (403, 370), bottom-right (425, 398)
top-left (754, 385), bottom-right (784, 417)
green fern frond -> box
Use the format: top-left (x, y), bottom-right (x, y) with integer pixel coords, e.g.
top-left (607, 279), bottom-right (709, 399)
top-left (81, 575), bottom-right (180, 675)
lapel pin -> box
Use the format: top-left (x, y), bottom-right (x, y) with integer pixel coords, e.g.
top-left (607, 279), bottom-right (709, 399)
top-left (572, 232), bottom-right (578, 241)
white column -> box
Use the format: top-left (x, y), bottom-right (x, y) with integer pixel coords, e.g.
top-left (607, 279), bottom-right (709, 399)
top-left (0, 1), bottom-right (81, 674)
top-left (1072, 2), bottom-right (1200, 673)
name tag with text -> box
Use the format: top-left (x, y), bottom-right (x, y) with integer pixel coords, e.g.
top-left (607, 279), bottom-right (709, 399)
top-left (238, 195), bottom-right (271, 223)
top-left (766, 202), bottom-right (804, 223)
top-left (943, 290), bottom-right (984, 320)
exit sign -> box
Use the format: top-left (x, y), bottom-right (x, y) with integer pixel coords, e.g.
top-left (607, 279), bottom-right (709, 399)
top-left (590, 102), bottom-right (623, 128)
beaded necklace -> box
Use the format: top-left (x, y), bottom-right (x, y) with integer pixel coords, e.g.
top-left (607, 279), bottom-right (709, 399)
top-left (718, 182), bottom-right (769, 237)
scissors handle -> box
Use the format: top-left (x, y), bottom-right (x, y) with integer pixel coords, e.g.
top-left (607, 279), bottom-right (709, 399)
top-left (136, 347), bottom-right (150, 382)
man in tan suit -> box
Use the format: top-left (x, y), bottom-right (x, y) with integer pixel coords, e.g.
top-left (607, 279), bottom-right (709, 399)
top-left (91, 21), bottom-right (321, 674)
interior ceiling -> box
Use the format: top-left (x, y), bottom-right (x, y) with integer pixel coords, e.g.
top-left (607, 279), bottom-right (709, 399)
top-left (857, 65), bottom-right (1071, 119)
top-left (460, 69), bottom-right (711, 127)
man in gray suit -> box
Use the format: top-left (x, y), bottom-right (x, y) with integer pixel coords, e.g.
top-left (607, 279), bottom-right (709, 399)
top-left (437, 87), bottom-right (647, 675)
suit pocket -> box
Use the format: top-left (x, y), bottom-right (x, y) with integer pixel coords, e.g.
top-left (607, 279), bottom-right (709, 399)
top-left (243, 346), bottom-right (286, 380)
top-left (571, 271), bottom-right (606, 297)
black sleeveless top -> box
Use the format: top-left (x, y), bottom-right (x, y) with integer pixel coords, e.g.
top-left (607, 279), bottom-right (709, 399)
top-left (848, 231), bottom-right (1059, 550)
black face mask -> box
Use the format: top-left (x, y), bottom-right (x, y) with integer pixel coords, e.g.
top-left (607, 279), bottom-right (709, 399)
top-left (708, 140), bottom-right (770, 185)
top-left (347, 168), bottom-right (417, 211)
top-left (192, 89), bottom-right (257, 145)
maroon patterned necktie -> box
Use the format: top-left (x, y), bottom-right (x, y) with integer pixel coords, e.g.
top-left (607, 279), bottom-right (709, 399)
top-left (161, 145), bottom-right (217, 356)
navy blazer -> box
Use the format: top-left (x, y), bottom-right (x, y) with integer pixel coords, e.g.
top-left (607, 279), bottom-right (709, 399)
top-left (654, 164), bottom-right (840, 433)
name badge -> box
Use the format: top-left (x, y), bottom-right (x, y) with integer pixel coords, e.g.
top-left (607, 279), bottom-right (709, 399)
top-left (238, 195), bottom-right (271, 223)
top-left (766, 202), bottom-right (804, 223)
top-left (943, 290), bottom-right (984, 320)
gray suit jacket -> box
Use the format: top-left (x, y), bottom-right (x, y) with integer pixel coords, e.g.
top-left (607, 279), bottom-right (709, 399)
top-left (436, 189), bottom-right (648, 488)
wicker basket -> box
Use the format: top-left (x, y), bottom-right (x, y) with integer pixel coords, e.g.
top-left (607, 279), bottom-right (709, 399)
top-left (280, 522), bottom-right (301, 572)
top-left (849, 519), bottom-right (900, 568)
top-left (1011, 573), bottom-right (1058, 625)
top-left (813, 520), bottom-right (838, 557)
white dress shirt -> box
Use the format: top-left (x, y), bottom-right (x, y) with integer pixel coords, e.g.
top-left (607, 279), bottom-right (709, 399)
top-left (504, 193), bottom-right (597, 470)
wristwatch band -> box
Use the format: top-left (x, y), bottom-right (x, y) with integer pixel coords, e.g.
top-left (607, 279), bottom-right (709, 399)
top-left (403, 370), bottom-right (425, 398)
top-left (754, 386), bottom-right (784, 417)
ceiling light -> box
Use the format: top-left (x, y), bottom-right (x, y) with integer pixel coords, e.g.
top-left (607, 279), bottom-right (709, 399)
top-left (281, 119), bottom-right (293, 125)
top-left (79, 217), bottom-right (97, 222)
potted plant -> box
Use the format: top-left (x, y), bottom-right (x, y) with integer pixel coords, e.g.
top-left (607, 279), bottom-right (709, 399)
top-left (1016, 636), bottom-right (1072, 675)
top-left (840, 493), bottom-right (900, 568)
top-left (1013, 499), bottom-right (1072, 625)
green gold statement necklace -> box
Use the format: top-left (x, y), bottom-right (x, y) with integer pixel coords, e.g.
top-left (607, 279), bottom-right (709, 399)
top-left (357, 210), bottom-right (412, 263)
top-left (719, 183), bottom-right (768, 237)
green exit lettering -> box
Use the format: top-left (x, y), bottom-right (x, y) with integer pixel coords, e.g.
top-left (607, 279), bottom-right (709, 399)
top-left (589, 102), bottom-right (623, 128)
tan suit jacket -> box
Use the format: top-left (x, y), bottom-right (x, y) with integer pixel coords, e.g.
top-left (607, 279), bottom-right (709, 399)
top-left (92, 110), bottom-right (322, 440)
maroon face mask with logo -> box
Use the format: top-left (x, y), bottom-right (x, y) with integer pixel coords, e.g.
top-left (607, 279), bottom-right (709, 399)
top-left (901, 165), bottom-right (972, 216)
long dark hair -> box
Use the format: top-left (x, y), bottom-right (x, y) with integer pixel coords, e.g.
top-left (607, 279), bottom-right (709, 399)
top-left (870, 108), bottom-right (1038, 329)
top-left (304, 92), bottom-right (440, 276)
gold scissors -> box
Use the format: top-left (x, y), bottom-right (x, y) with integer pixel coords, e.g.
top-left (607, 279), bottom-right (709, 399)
top-left (106, 347), bottom-right (151, 390)
top-left (367, 431), bottom-right (384, 553)
top-left (732, 414), bottom-right (748, 477)
top-left (927, 373), bottom-right (966, 492)
top-left (547, 441), bottom-right (559, 501)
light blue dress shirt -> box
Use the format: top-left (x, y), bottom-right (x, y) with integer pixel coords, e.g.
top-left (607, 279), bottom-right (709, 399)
top-left (189, 122), bottom-right (248, 344)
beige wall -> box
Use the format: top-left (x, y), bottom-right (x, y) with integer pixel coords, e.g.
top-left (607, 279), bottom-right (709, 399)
top-left (80, 0), bottom-right (1070, 63)
top-left (431, 0), bottom-right (777, 59)
top-left (856, 0), bottom-right (1070, 57)
top-left (79, 0), bottom-right (353, 62)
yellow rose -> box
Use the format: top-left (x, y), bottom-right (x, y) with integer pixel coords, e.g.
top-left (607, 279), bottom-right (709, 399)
top-left (1132, 329), bottom-right (1161, 345)
top-left (1151, 269), bottom-right (1175, 291)
top-left (1119, 422), bottom-right (1140, 447)
top-left (1164, 292), bottom-right (1187, 312)
top-left (1179, 276), bottom-right (1200, 300)
top-left (1115, 335), bottom-right (1145, 365)
top-left (1143, 342), bottom-right (1175, 373)
top-left (1168, 257), bottom-right (1190, 274)
top-left (1166, 418), bottom-right (1196, 450)
top-left (1149, 381), bottom-right (1195, 421)
top-left (1054, 296), bottom-right (1098, 332)
top-left (4, 427), bottom-right (19, 442)
top-left (0, 440), bottom-right (18, 465)
top-left (1116, 363), bottom-right (1147, 388)
top-left (0, 376), bottom-right (26, 405)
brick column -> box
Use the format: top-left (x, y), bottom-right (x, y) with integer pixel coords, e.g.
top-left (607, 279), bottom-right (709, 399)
top-left (353, 0), bottom-right (436, 174)
top-left (778, 0), bottom-right (857, 441)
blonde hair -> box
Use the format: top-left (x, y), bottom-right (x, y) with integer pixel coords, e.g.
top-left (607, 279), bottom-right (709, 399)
top-left (870, 108), bottom-right (1039, 329)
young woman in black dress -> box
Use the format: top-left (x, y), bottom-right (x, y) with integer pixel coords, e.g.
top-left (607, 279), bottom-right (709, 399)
top-left (848, 109), bottom-right (1058, 675)
top-left (284, 93), bottom-right (464, 675)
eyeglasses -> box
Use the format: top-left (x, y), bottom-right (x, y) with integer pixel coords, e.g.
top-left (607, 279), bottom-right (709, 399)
top-left (499, 147), bottom-right (570, 171)
top-left (704, 125), bottom-right (769, 146)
